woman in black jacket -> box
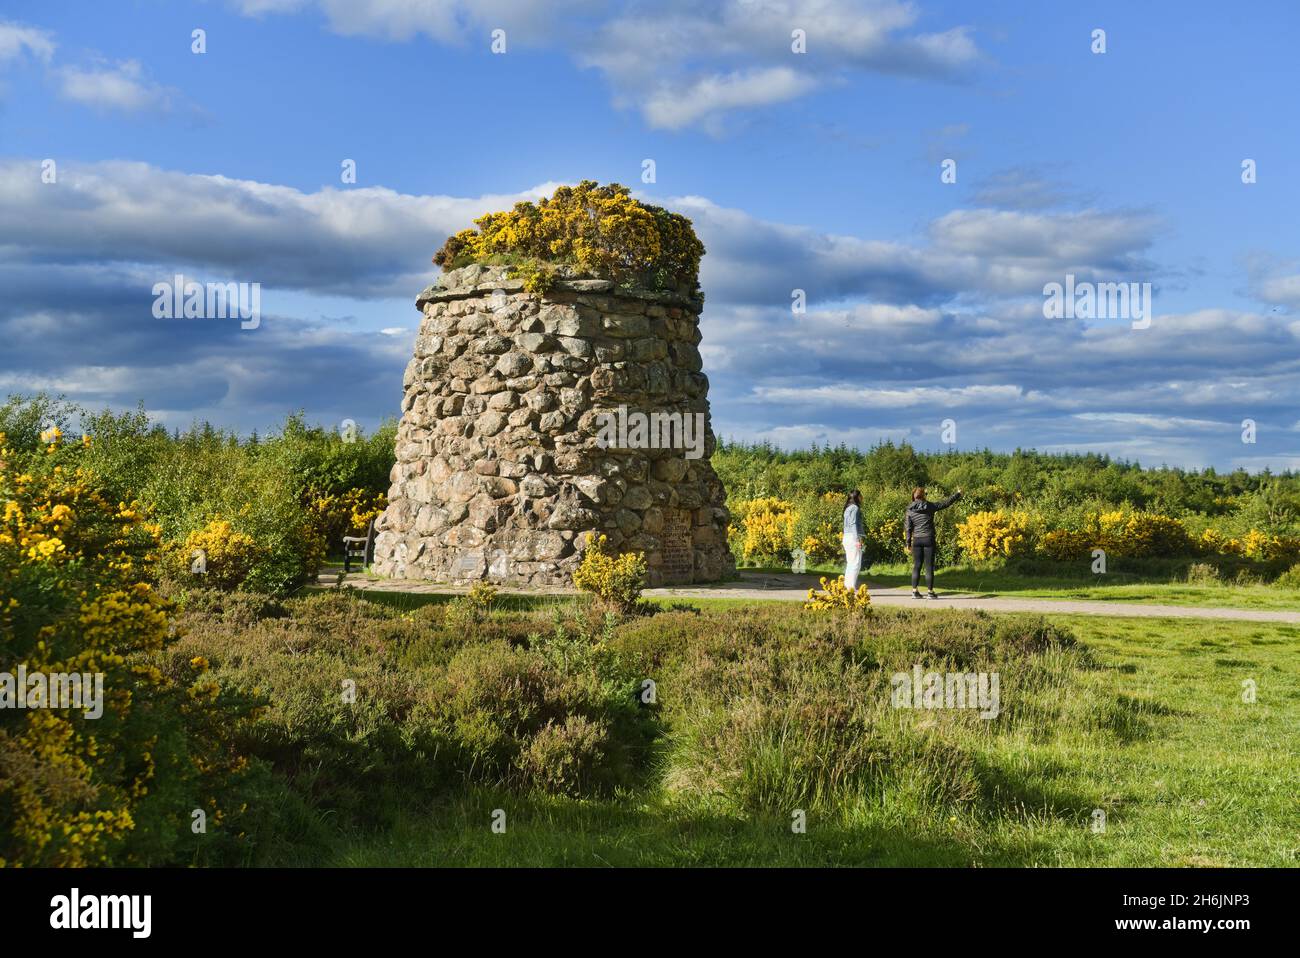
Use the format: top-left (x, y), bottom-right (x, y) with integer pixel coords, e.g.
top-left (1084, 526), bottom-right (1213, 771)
top-left (903, 486), bottom-right (962, 599)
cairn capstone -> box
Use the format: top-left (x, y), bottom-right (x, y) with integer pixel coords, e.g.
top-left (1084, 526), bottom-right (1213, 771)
top-left (372, 263), bottom-right (735, 587)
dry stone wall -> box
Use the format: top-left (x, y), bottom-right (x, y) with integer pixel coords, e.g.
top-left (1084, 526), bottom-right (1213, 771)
top-left (372, 263), bottom-right (734, 587)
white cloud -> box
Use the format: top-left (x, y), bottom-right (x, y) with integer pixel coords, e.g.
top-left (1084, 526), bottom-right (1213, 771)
top-left (929, 208), bottom-right (1157, 264)
top-left (1070, 412), bottom-right (1231, 433)
top-left (0, 158), bottom-right (562, 297)
top-left (585, 1), bottom-right (981, 129)
top-left (643, 67), bottom-right (818, 132)
top-left (0, 20), bottom-right (54, 63)
top-left (57, 59), bottom-right (174, 112)
top-left (752, 383), bottom-right (1027, 409)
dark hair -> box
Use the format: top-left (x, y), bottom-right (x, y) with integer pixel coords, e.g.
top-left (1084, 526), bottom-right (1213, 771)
top-left (912, 487), bottom-right (926, 501)
top-left (845, 490), bottom-right (862, 509)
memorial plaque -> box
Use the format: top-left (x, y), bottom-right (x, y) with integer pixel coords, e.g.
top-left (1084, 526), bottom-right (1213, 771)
top-left (661, 508), bottom-right (694, 584)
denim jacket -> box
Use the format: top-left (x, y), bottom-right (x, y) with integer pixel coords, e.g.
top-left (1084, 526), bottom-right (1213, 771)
top-left (843, 504), bottom-right (864, 537)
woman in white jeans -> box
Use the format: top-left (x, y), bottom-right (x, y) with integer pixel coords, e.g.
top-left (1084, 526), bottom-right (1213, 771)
top-left (842, 490), bottom-right (865, 589)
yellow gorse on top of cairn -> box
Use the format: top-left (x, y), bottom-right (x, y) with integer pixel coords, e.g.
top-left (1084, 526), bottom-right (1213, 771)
top-left (433, 180), bottom-right (705, 294)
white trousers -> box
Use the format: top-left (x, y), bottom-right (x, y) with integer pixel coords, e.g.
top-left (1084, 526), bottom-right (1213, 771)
top-left (843, 532), bottom-right (862, 590)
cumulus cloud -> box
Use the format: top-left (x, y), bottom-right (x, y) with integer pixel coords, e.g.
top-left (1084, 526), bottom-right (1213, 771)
top-left (0, 160), bottom-right (558, 431)
top-left (0, 159), bottom-right (559, 298)
top-left (578, 0), bottom-right (983, 129)
top-left (675, 194), bottom-right (1161, 308)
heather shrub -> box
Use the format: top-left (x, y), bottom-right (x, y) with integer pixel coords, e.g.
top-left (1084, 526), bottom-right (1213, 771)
top-left (656, 606), bottom-right (1093, 817)
top-left (434, 637), bottom-right (647, 795)
top-left (517, 715), bottom-right (611, 796)
top-left (171, 591), bottom-right (655, 810)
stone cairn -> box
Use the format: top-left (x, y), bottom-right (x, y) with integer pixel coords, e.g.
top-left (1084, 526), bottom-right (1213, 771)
top-left (372, 263), bottom-right (735, 587)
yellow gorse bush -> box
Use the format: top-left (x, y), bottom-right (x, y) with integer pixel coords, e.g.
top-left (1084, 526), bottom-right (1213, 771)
top-left (736, 496), bottom-right (797, 561)
top-left (1216, 528), bottom-right (1300, 562)
top-left (726, 493), bottom-right (1287, 569)
top-left (0, 433), bottom-right (257, 866)
top-left (804, 576), bottom-right (871, 615)
top-left (166, 519), bottom-right (261, 591)
top-left (433, 181), bottom-right (705, 291)
top-left (306, 487), bottom-right (387, 547)
top-left (956, 510), bottom-right (1032, 561)
top-left (1039, 527), bottom-right (1093, 561)
top-left (572, 533), bottom-right (647, 614)
top-left (1094, 510), bottom-right (1189, 558)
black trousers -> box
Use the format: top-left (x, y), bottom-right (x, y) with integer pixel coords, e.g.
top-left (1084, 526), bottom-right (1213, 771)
top-left (910, 541), bottom-right (935, 590)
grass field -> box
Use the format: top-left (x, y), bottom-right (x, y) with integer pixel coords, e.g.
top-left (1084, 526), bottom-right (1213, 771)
top-left (253, 596), bottom-right (1298, 868)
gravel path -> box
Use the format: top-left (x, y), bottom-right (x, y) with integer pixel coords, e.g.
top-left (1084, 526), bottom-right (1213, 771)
top-left (322, 569), bottom-right (1300, 624)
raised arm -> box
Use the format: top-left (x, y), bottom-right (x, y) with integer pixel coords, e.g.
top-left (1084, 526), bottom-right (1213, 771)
top-left (932, 490), bottom-right (964, 511)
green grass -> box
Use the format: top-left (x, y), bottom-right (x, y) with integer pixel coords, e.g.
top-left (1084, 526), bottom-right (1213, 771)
top-left (279, 604), bottom-right (1299, 867)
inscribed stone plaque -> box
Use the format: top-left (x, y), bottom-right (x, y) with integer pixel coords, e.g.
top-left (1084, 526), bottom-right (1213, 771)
top-left (661, 508), bottom-right (694, 584)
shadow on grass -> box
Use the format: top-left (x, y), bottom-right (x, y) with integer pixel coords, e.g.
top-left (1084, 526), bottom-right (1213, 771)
top-left (290, 789), bottom-right (1074, 868)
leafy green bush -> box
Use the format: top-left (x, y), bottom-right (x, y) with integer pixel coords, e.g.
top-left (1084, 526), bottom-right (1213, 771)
top-left (791, 491), bottom-right (845, 563)
top-left (1273, 563), bottom-right (1300, 588)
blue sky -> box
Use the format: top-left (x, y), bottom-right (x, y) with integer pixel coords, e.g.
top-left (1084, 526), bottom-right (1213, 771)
top-left (1, 0), bottom-right (1298, 470)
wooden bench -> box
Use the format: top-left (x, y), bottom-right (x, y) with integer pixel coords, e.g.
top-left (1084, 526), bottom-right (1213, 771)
top-left (343, 518), bottom-right (376, 573)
